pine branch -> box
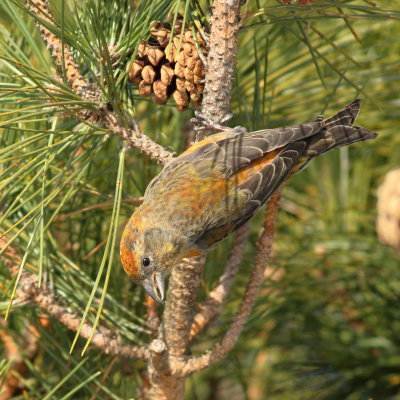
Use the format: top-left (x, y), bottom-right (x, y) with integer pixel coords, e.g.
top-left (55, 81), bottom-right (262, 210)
top-left (162, 256), bottom-right (206, 358)
top-left (146, 256), bottom-right (206, 399)
top-left (25, 0), bottom-right (98, 100)
top-left (196, 0), bottom-right (243, 139)
top-left (14, 268), bottom-right (148, 360)
top-left (102, 111), bottom-right (174, 164)
top-left (24, 0), bottom-right (174, 164)
top-left (190, 223), bottom-right (250, 340)
top-left (144, 0), bottom-right (244, 397)
top-left (2, 239), bottom-right (147, 361)
top-left (176, 188), bottom-right (283, 375)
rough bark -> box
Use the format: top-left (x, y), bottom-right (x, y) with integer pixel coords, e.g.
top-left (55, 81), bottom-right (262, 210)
top-left (145, 257), bottom-right (205, 399)
top-left (15, 269), bottom-right (148, 359)
top-left (197, 0), bottom-right (243, 140)
top-left (190, 223), bottom-right (250, 340)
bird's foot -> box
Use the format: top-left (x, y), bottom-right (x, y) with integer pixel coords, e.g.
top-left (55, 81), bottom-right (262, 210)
top-left (191, 111), bottom-right (234, 132)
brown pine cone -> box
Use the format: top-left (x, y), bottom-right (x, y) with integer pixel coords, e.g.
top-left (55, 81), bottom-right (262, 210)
top-left (128, 16), bottom-right (208, 111)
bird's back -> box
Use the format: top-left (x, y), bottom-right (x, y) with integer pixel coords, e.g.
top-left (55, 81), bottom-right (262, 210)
top-left (144, 99), bottom-right (377, 250)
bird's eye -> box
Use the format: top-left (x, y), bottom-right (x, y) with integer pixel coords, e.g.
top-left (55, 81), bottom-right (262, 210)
top-left (142, 257), bottom-right (151, 267)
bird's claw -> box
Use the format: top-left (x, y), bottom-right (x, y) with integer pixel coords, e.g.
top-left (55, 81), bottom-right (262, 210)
top-left (191, 111), bottom-right (234, 132)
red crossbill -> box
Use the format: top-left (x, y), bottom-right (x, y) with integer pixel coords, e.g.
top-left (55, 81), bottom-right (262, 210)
top-left (120, 99), bottom-right (376, 303)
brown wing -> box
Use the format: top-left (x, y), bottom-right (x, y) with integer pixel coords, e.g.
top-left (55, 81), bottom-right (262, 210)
top-left (194, 140), bottom-right (307, 249)
top-left (233, 140), bottom-right (307, 229)
top-left (181, 121), bottom-right (324, 176)
top-left (145, 120), bottom-right (324, 199)
top-left (193, 99), bottom-right (376, 249)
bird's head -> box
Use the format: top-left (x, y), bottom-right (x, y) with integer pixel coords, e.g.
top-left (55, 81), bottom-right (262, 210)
top-left (120, 212), bottom-right (187, 304)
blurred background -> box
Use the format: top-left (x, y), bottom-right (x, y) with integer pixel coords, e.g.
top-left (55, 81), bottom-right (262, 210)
top-left (0, 0), bottom-right (400, 399)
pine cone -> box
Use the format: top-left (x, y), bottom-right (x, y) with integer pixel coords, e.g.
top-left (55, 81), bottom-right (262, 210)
top-left (376, 168), bottom-right (400, 254)
top-left (128, 16), bottom-right (207, 111)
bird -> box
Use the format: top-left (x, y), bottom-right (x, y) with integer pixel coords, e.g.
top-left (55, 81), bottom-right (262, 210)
top-left (120, 99), bottom-right (377, 303)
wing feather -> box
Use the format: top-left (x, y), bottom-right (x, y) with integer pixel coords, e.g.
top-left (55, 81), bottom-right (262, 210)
top-left (231, 141), bottom-right (307, 231)
top-left (146, 120), bottom-right (323, 199)
top-left (194, 141), bottom-right (307, 249)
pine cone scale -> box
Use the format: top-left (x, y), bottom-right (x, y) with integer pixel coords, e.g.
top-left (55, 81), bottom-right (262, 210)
top-left (128, 16), bottom-right (208, 111)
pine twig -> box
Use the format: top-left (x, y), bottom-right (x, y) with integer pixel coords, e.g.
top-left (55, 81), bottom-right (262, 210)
top-left (25, 0), bottom-right (98, 100)
top-left (1, 238), bottom-right (147, 361)
top-left (103, 111), bottom-right (174, 164)
top-left (25, 0), bottom-right (174, 164)
top-left (190, 223), bottom-right (250, 340)
top-left (56, 197), bottom-right (144, 221)
top-left (175, 187), bottom-right (283, 376)
top-left (13, 268), bottom-right (148, 360)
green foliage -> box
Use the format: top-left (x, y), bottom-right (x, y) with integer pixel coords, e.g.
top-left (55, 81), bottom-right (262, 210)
top-left (0, 0), bottom-right (399, 399)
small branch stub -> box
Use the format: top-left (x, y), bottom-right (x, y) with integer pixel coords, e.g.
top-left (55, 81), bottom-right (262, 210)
top-left (150, 339), bottom-right (166, 354)
top-left (149, 339), bottom-right (167, 368)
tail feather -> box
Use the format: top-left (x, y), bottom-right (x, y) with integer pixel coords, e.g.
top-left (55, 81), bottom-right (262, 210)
top-left (324, 98), bottom-right (362, 128)
top-left (306, 125), bottom-right (377, 158)
top-left (295, 99), bottom-right (377, 173)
